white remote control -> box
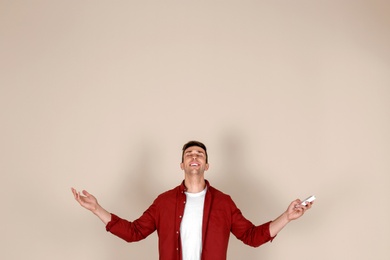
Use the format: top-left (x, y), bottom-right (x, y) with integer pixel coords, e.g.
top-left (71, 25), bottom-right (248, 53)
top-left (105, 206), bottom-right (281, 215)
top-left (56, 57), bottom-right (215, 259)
top-left (301, 195), bottom-right (316, 206)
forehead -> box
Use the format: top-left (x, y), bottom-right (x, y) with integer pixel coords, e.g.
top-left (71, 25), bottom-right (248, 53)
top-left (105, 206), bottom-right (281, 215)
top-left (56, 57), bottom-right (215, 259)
top-left (184, 146), bottom-right (206, 154)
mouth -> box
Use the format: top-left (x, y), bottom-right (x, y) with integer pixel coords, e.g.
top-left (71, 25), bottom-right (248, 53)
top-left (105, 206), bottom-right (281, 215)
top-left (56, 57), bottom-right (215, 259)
top-left (190, 163), bottom-right (200, 167)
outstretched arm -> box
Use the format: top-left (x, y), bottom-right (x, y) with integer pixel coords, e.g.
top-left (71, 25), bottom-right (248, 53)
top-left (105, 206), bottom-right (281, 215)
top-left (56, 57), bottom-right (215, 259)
top-left (269, 199), bottom-right (313, 237)
top-left (71, 188), bottom-right (112, 225)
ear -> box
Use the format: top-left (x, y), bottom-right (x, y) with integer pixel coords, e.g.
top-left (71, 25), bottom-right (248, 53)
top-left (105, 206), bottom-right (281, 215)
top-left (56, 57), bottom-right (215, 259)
top-left (205, 163), bottom-right (209, 171)
top-left (180, 162), bottom-right (184, 170)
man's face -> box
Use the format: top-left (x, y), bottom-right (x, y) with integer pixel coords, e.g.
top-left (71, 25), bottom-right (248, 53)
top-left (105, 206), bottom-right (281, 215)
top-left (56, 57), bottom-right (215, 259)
top-left (180, 146), bottom-right (209, 174)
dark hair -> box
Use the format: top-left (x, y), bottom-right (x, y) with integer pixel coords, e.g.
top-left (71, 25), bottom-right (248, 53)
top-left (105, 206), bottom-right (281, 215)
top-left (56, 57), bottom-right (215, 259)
top-left (182, 140), bottom-right (208, 163)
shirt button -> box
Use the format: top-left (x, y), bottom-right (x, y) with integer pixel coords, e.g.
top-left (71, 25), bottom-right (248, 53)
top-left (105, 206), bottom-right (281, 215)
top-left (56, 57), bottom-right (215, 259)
top-left (176, 248), bottom-right (179, 251)
top-left (179, 215), bottom-right (182, 218)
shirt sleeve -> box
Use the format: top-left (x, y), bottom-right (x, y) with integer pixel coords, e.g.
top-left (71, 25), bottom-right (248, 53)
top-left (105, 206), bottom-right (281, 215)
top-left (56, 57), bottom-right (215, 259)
top-left (230, 200), bottom-right (275, 247)
top-left (105, 202), bottom-right (157, 242)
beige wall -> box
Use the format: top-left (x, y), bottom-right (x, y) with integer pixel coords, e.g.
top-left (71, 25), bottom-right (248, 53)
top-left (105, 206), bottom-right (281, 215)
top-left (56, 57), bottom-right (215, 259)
top-left (1, 1), bottom-right (389, 259)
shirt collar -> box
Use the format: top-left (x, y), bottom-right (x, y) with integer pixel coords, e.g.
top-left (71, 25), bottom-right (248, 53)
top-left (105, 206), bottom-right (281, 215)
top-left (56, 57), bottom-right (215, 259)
top-left (180, 179), bottom-right (210, 192)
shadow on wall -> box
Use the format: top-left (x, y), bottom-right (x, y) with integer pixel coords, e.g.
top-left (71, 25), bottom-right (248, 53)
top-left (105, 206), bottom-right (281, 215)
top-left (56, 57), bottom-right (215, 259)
top-left (107, 139), bottom-right (160, 259)
top-left (215, 132), bottom-right (278, 259)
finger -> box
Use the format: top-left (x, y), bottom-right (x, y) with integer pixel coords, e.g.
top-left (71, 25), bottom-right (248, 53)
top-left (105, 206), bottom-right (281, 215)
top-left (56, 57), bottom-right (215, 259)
top-left (76, 191), bottom-right (87, 204)
top-left (297, 204), bottom-right (306, 211)
top-left (292, 199), bottom-right (301, 208)
top-left (71, 188), bottom-right (78, 199)
top-left (293, 202), bottom-right (305, 209)
top-left (75, 191), bottom-right (82, 202)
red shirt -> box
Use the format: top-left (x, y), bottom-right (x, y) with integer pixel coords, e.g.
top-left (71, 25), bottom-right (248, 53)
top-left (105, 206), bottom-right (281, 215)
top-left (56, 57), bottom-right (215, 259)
top-left (106, 180), bottom-right (274, 260)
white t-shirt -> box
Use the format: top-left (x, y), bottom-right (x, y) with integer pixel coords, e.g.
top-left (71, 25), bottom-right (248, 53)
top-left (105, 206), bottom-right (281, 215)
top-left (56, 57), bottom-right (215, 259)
top-left (180, 188), bottom-right (207, 260)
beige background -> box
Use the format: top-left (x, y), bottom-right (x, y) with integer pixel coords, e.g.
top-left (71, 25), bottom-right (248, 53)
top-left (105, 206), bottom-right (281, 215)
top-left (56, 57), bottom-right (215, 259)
top-left (1, 1), bottom-right (389, 259)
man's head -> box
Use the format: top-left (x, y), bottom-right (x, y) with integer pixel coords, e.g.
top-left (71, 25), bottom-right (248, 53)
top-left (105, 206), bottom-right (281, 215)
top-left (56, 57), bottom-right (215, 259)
top-left (180, 140), bottom-right (209, 174)
top-left (181, 140), bottom-right (208, 163)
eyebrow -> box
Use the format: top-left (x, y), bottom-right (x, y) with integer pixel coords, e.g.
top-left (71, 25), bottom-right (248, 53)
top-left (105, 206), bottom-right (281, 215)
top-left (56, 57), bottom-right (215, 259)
top-left (185, 150), bottom-right (205, 154)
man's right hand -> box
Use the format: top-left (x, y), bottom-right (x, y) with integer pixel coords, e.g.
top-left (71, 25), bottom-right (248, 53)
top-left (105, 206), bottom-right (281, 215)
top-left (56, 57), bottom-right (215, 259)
top-left (71, 188), bottom-right (112, 225)
top-left (71, 188), bottom-right (99, 212)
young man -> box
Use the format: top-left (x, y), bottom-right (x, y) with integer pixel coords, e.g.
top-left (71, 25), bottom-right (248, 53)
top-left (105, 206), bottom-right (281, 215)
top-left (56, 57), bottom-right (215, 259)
top-left (71, 140), bottom-right (313, 260)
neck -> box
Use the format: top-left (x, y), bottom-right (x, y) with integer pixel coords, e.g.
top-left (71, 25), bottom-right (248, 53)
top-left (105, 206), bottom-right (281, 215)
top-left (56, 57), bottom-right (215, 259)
top-left (184, 176), bottom-right (206, 193)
